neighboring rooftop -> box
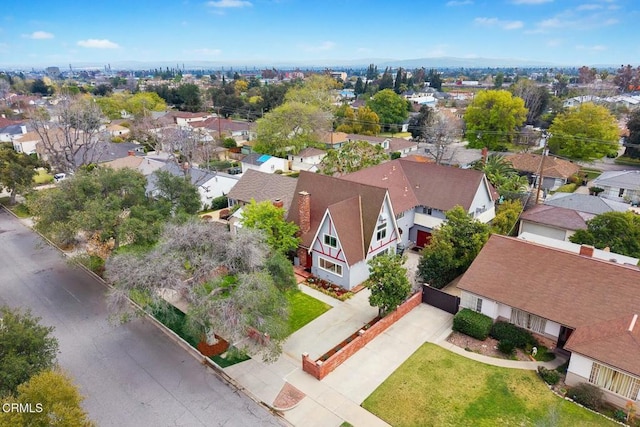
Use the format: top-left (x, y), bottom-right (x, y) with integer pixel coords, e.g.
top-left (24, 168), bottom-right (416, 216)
top-left (519, 204), bottom-right (589, 231)
top-left (544, 193), bottom-right (630, 215)
top-left (593, 170), bottom-right (640, 190)
top-left (227, 169), bottom-right (298, 213)
top-left (457, 235), bottom-right (640, 376)
top-left (505, 153), bottom-right (580, 179)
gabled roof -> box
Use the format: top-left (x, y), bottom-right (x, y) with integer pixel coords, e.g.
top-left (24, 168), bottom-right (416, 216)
top-left (297, 147), bottom-right (326, 158)
top-left (564, 314), bottom-right (640, 377)
top-left (341, 158), bottom-right (490, 214)
top-left (227, 169), bottom-right (297, 213)
top-left (457, 235), bottom-right (640, 376)
top-left (520, 204), bottom-right (589, 231)
top-left (544, 193), bottom-right (630, 215)
top-left (287, 171), bottom-right (388, 266)
top-left (593, 170), bottom-right (640, 191)
top-left (505, 153), bottom-right (580, 179)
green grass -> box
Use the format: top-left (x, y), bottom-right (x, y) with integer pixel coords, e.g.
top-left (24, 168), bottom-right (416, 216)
top-left (33, 168), bottom-right (53, 185)
top-left (614, 156), bottom-right (640, 166)
top-left (362, 343), bottom-right (616, 427)
top-left (379, 131), bottom-right (412, 138)
top-left (0, 197), bottom-right (31, 218)
top-left (210, 348), bottom-right (250, 368)
top-left (286, 290), bottom-right (331, 334)
top-left (580, 168), bottom-right (602, 181)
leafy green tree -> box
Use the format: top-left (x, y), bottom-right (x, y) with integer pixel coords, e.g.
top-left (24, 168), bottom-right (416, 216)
top-left (241, 200), bottom-right (300, 254)
top-left (0, 306), bottom-right (59, 397)
top-left (366, 253), bottom-right (411, 316)
top-left (176, 83), bottom-right (202, 112)
top-left (335, 105), bottom-right (380, 135)
top-left (548, 103), bottom-right (619, 160)
top-left (354, 77), bottom-right (364, 95)
top-left (493, 72), bottom-right (504, 88)
top-left (30, 78), bottom-right (52, 96)
top-left (570, 212), bottom-right (640, 258)
top-left (319, 140), bottom-right (388, 176)
top-left (623, 109), bottom-right (640, 159)
top-left (378, 68), bottom-right (394, 91)
top-left (491, 199), bottom-right (522, 235)
top-left (472, 154), bottom-right (528, 195)
top-left (427, 69), bottom-right (442, 90)
top-left (0, 144), bottom-right (41, 205)
top-left (408, 105), bottom-right (433, 140)
top-left (464, 90), bottom-right (527, 150)
top-left (366, 64), bottom-right (378, 81)
top-left (367, 89), bottom-right (410, 132)
top-left (265, 252), bottom-right (297, 292)
top-left (254, 101), bottom-right (330, 156)
top-left (285, 75), bottom-right (337, 112)
top-left (152, 170), bottom-right (202, 215)
top-left (27, 167), bottom-right (164, 249)
top-left (394, 68), bottom-right (404, 94)
top-left (418, 206), bottom-right (491, 289)
top-left (0, 370), bottom-right (94, 427)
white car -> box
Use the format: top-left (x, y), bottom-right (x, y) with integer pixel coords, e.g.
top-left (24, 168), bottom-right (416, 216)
top-left (53, 173), bottom-right (67, 183)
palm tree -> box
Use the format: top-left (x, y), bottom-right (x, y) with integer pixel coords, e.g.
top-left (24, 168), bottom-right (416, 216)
top-left (472, 154), bottom-right (528, 194)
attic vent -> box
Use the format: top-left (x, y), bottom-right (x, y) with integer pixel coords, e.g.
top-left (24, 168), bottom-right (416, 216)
top-left (629, 314), bottom-right (638, 332)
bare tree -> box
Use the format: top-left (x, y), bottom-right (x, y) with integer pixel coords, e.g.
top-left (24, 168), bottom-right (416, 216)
top-left (156, 126), bottom-right (220, 178)
top-left (509, 79), bottom-right (549, 125)
top-left (423, 109), bottom-right (462, 164)
top-left (105, 222), bottom-right (287, 361)
top-left (29, 96), bottom-right (107, 172)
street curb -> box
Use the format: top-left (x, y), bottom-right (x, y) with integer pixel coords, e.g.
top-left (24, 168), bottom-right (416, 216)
top-left (0, 206), bottom-right (291, 426)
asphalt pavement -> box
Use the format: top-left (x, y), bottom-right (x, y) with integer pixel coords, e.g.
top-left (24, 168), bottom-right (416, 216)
top-left (0, 209), bottom-right (283, 427)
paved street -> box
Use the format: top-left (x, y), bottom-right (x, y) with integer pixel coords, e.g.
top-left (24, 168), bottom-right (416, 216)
top-left (0, 209), bottom-right (283, 427)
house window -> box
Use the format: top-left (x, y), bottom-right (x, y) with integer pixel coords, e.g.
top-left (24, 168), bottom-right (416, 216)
top-left (373, 248), bottom-right (389, 259)
top-left (318, 257), bottom-right (343, 276)
top-left (323, 234), bottom-right (337, 248)
top-left (589, 363), bottom-right (640, 400)
top-left (510, 309), bottom-right (547, 334)
top-left (396, 211), bottom-right (405, 219)
top-left (619, 188), bottom-right (625, 197)
top-left (461, 293), bottom-right (483, 313)
top-left (376, 222), bottom-right (387, 241)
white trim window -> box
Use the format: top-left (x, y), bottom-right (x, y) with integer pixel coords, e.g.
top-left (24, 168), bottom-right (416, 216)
top-left (461, 293), bottom-right (483, 313)
top-left (323, 234), bottom-right (337, 248)
top-left (318, 257), bottom-right (343, 276)
top-left (510, 309), bottom-right (547, 334)
top-left (589, 363), bottom-right (640, 400)
top-left (376, 221), bottom-right (387, 241)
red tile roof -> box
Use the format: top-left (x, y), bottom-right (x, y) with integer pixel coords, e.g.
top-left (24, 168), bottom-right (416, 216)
top-left (458, 235), bottom-right (640, 376)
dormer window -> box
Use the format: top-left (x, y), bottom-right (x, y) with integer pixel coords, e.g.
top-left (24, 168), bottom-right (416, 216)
top-left (376, 221), bottom-right (387, 241)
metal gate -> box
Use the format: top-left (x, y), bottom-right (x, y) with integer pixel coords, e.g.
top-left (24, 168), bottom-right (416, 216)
top-left (422, 285), bottom-right (460, 314)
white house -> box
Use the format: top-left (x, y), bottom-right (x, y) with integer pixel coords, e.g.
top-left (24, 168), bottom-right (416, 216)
top-left (240, 153), bottom-right (289, 174)
top-left (592, 170), bottom-right (640, 205)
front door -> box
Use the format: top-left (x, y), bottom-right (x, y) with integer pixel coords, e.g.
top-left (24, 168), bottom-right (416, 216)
top-left (416, 230), bottom-right (432, 248)
top-left (557, 325), bottom-right (574, 349)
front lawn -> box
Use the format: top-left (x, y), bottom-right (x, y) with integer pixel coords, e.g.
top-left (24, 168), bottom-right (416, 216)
top-left (33, 168), bottom-right (53, 185)
top-left (362, 343), bottom-right (615, 427)
top-left (286, 290), bottom-right (331, 335)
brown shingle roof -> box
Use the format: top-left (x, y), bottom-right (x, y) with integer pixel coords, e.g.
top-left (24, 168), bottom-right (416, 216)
top-left (506, 153), bottom-right (580, 179)
top-left (520, 204), bottom-right (588, 231)
top-left (227, 169), bottom-right (297, 214)
top-left (287, 171), bottom-right (388, 266)
top-left (457, 235), bottom-right (640, 376)
top-left (341, 158), bottom-right (489, 214)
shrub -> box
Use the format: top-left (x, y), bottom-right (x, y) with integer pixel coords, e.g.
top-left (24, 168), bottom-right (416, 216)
top-left (452, 308), bottom-right (493, 341)
top-left (567, 383), bottom-right (604, 410)
top-left (589, 186), bottom-right (604, 195)
top-left (490, 321), bottom-right (537, 349)
top-left (555, 183), bottom-right (578, 193)
top-left (538, 366), bottom-right (560, 385)
top-left (497, 339), bottom-right (515, 355)
top-left (210, 195), bottom-right (228, 211)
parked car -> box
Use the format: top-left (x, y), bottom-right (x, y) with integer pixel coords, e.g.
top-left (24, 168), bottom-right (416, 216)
top-left (53, 173), bottom-right (67, 183)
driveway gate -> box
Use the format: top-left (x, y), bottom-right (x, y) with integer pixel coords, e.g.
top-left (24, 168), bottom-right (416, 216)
top-left (422, 285), bottom-right (460, 314)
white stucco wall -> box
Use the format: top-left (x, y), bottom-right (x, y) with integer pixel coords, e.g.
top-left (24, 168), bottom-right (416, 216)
top-left (544, 321), bottom-right (561, 338)
top-left (469, 179), bottom-right (495, 223)
top-left (497, 304), bottom-right (512, 320)
top-left (519, 221), bottom-right (569, 241)
top-left (568, 353), bottom-right (594, 379)
top-left (395, 209), bottom-right (415, 247)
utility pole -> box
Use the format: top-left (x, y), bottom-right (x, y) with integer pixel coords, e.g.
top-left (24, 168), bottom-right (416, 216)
top-left (535, 132), bottom-right (550, 204)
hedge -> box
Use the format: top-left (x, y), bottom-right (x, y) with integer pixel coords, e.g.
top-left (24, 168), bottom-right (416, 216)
top-left (490, 321), bottom-right (537, 349)
top-left (452, 308), bottom-right (493, 340)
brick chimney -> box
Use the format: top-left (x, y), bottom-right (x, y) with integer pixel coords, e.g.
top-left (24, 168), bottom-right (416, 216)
top-left (579, 245), bottom-right (594, 257)
top-left (128, 150), bottom-right (135, 156)
top-left (298, 191), bottom-right (311, 234)
top-left (273, 198), bottom-right (284, 209)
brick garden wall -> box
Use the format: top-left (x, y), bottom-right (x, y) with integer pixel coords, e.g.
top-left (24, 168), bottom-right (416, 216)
top-left (302, 292), bottom-right (422, 380)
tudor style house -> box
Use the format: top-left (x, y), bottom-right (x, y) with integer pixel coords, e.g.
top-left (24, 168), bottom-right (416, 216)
top-left (287, 172), bottom-right (399, 290)
top-left (457, 235), bottom-right (640, 408)
top-left (341, 158), bottom-right (495, 248)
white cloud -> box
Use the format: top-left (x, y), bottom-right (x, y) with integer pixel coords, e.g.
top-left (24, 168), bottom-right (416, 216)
top-left (189, 48), bottom-right (222, 55)
top-left (576, 4), bottom-right (602, 11)
top-left (446, 0), bottom-right (473, 6)
top-left (299, 41), bottom-right (335, 52)
top-left (512, 0), bottom-right (553, 4)
top-left (206, 0), bottom-right (252, 7)
top-left (77, 39), bottom-right (120, 49)
top-left (24, 31), bottom-right (54, 40)
top-left (474, 17), bottom-right (523, 30)
top-left (576, 44), bottom-right (607, 51)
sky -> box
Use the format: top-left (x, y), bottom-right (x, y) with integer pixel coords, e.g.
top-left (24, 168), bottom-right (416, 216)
top-left (0, 0), bottom-right (638, 68)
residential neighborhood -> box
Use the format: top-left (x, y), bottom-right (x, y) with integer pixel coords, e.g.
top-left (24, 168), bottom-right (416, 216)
top-left (2, 2), bottom-right (640, 426)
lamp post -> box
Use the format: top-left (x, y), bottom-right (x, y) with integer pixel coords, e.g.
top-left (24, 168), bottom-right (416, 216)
top-left (535, 131), bottom-right (550, 205)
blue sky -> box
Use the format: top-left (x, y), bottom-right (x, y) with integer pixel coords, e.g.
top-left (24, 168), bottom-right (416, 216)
top-left (1, 0), bottom-right (638, 68)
